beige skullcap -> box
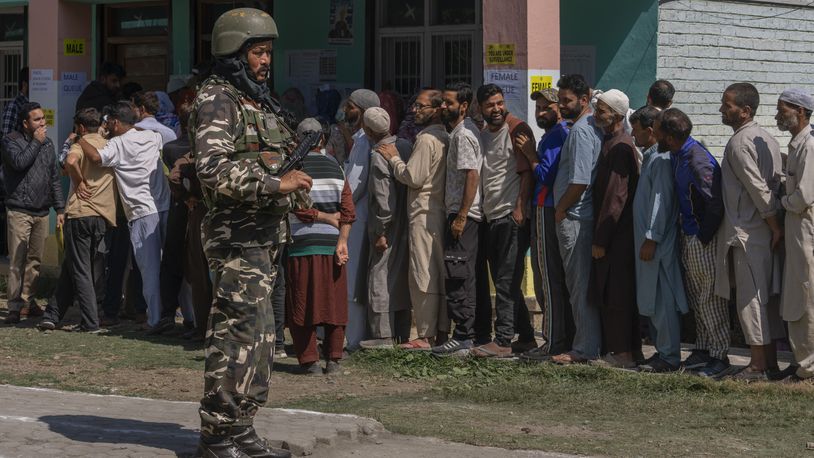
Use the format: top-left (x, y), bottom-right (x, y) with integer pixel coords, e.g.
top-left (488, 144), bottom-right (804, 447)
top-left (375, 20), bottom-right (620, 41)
top-left (363, 107), bottom-right (390, 135)
top-left (597, 89), bottom-right (630, 116)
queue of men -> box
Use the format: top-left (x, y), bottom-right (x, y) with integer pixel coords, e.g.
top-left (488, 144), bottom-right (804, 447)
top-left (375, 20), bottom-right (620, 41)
top-left (330, 75), bottom-right (813, 385)
top-left (4, 66), bottom-right (814, 387)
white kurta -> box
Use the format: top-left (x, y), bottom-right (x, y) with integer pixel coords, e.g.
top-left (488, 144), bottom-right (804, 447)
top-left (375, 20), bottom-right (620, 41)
top-left (344, 129), bottom-right (371, 349)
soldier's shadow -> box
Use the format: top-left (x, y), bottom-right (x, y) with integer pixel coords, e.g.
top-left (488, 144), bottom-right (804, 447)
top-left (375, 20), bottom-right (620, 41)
top-left (40, 415), bottom-right (198, 457)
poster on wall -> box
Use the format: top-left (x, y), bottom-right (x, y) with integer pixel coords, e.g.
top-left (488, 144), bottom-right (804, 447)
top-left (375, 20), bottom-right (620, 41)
top-left (486, 44), bottom-right (516, 66)
top-left (29, 69), bottom-right (58, 142)
top-left (527, 69), bottom-right (562, 141)
top-left (328, 0), bottom-right (354, 45)
top-left (286, 50), bottom-right (341, 114)
top-left (484, 69), bottom-right (525, 118)
top-left (59, 72), bottom-right (87, 145)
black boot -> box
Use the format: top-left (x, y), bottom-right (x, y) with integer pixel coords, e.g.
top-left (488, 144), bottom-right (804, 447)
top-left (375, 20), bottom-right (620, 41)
top-left (232, 426), bottom-right (291, 458)
top-left (196, 436), bottom-right (250, 458)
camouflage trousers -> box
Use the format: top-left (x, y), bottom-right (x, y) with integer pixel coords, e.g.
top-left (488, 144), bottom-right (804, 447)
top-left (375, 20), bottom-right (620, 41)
top-left (199, 244), bottom-right (279, 437)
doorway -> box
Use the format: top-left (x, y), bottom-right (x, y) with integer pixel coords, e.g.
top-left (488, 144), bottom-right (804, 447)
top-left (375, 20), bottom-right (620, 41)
top-left (102, 2), bottom-right (169, 92)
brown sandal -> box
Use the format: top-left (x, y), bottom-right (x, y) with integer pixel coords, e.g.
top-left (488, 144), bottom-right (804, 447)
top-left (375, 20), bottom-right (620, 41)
top-left (398, 338), bottom-right (432, 351)
top-left (551, 352), bottom-right (589, 365)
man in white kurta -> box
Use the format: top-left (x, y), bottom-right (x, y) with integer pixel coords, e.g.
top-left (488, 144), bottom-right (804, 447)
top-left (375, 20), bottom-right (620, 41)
top-left (776, 88), bottom-right (814, 382)
top-left (343, 89), bottom-right (380, 350)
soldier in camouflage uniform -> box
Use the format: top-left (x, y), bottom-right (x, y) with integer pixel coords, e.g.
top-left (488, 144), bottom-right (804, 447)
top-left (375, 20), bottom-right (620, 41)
top-left (192, 8), bottom-right (312, 458)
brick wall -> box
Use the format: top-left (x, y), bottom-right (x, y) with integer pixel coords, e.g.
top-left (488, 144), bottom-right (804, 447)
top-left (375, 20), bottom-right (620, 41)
top-left (658, 0), bottom-right (814, 157)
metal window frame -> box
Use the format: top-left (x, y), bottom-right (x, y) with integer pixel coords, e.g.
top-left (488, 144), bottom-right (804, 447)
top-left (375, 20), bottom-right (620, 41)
top-left (0, 41), bottom-right (23, 111)
top-left (374, 0), bottom-right (483, 94)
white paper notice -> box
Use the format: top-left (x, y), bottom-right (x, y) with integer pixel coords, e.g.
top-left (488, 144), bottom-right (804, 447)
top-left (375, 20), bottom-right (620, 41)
top-left (29, 69), bottom-right (59, 142)
top-left (484, 69), bottom-right (526, 122)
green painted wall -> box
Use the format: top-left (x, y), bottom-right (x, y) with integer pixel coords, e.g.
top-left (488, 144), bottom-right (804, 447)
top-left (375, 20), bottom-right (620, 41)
top-left (560, 0), bottom-right (657, 108)
top-left (272, 0), bottom-right (366, 93)
top-left (171, 0), bottom-right (191, 75)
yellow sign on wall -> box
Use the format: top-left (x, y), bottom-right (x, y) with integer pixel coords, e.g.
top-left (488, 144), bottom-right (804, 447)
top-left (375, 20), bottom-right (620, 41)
top-left (64, 39), bottom-right (86, 56)
top-left (486, 43), bottom-right (516, 66)
top-left (43, 108), bottom-right (55, 126)
top-left (529, 75), bottom-right (554, 95)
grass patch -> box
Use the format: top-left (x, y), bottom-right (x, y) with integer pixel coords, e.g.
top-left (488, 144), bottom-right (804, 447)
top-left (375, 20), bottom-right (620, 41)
top-left (0, 326), bottom-right (203, 370)
top-left (284, 350), bottom-right (814, 457)
top-left (2, 324), bottom-right (812, 457)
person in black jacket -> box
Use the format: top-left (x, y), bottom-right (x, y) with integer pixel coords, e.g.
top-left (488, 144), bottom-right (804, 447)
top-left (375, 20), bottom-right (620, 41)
top-left (2, 102), bottom-right (64, 324)
top-left (75, 62), bottom-right (125, 113)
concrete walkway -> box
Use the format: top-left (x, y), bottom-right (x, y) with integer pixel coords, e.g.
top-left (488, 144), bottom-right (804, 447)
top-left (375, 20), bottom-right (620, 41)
top-left (0, 385), bottom-right (564, 457)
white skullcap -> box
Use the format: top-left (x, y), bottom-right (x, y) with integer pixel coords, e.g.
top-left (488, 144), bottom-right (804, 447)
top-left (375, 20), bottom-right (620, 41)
top-left (597, 89), bottom-right (630, 116)
top-left (779, 88), bottom-right (814, 112)
top-left (363, 107), bottom-right (390, 134)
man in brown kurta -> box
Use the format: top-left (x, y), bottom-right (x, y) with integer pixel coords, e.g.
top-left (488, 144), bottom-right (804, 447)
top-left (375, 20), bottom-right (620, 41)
top-left (776, 88), bottom-right (814, 382)
top-left (714, 83), bottom-right (785, 380)
top-left (378, 89), bottom-right (450, 350)
top-left (589, 90), bottom-right (641, 368)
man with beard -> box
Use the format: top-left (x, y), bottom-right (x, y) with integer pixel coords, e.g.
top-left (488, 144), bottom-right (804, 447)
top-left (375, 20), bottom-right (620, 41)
top-left (776, 88), bottom-right (814, 383)
top-left (75, 62), bottom-right (125, 113)
top-left (343, 88), bottom-right (381, 350)
top-left (631, 106), bottom-right (688, 373)
top-left (430, 82), bottom-right (483, 356)
top-left (191, 8), bottom-right (312, 457)
top-left (654, 108), bottom-right (728, 378)
top-left (378, 89), bottom-right (450, 351)
top-left (589, 89), bottom-right (641, 369)
top-left (550, 74), bottom-right (603, 365)
top-left (469, 83), bottom-right (534, 358)
top-left (515, 87), bottom-right (574, 360)
top-left (714, 83), bottom-right (785, 381)
top-left (2, 103), bottom-right (64, 324)
top-left (359, 107), bottom-right (412, 348)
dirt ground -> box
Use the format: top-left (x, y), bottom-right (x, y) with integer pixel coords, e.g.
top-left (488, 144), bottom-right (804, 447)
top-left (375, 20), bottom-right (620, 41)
top-left (0, 301), bottom-right (425, 406)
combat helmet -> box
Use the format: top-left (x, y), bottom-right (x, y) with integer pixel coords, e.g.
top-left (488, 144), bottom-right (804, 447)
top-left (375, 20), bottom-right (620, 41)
top-left (211, 8), bottom-right (278, 57)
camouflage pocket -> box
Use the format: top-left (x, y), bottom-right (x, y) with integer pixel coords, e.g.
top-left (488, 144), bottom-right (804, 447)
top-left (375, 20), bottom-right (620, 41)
top-left (258, 151), bottom-right (282, 174)
top-left (210, 248), bottom-right (273, 344)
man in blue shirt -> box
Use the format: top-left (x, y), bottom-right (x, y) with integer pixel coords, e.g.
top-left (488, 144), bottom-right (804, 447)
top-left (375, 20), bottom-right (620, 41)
top-left (550, 74), bottom-right (603, 364)
top-left (516, 88), bottom-right (574, 360)
top-left (654, 108), bottom-right (729, 378)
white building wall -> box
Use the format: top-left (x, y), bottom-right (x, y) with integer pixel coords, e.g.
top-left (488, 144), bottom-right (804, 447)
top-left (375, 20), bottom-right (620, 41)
top-left (658, 0), bottom-right (814, 156)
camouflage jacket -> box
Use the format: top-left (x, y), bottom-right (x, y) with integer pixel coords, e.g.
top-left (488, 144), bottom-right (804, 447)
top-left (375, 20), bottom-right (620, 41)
top-left (193, 76), bottom-right (295, 250)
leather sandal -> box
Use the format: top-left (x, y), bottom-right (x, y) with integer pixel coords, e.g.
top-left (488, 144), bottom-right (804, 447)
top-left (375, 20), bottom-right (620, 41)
top-left (398, 338), bottom-right (432, 351)
top-left (551, 352), bottom-right (589, 365)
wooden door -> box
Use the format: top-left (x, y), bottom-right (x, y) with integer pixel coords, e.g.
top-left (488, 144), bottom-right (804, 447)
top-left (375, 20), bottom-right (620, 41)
top-left (114, 41), bottom-right (168, 92)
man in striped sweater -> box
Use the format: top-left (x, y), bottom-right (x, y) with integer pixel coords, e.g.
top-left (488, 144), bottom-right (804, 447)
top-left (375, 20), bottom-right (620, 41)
top-left (286, 118), bottom-right (355, 375)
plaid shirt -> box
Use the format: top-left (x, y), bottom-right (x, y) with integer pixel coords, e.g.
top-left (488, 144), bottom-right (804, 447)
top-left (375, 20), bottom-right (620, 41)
top-left (1, 92), bottom-right (28, 137)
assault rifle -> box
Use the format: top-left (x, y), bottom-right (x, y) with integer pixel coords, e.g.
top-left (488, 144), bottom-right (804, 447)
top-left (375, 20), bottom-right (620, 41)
top-left (278, 130), bottom-right (322, 176)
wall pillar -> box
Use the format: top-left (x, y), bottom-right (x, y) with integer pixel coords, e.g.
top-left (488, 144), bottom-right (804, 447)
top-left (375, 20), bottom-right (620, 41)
top-left (27, 0), bottom-right (92, 266)
top-left (482, 0), bottom-right (559, 141)
top-left (28, 0), bottom-right (92, 146)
